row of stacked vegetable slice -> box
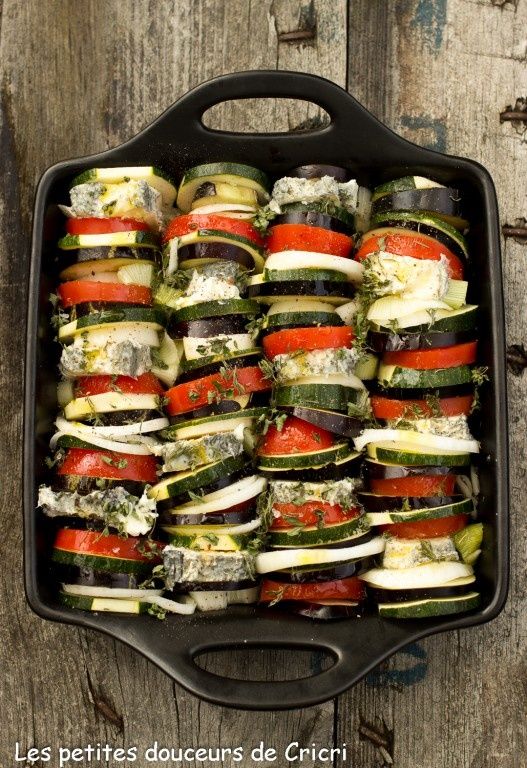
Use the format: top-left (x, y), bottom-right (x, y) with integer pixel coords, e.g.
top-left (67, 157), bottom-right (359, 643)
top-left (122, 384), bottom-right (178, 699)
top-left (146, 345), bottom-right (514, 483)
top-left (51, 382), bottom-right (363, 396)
top-left (38, 161), bottom-right (484, 620)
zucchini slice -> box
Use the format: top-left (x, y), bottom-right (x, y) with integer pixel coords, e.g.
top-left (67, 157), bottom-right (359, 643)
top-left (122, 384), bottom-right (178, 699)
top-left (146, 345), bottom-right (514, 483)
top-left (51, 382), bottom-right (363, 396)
top-left (258, 442), bottom-right (354, 470)
top-left (58, 231), bottom-right (159, 250)
top-left (367, 442), bottom-right (471, 467)
top-left (378, 592), bottom-right (480, 618)
top-left (377, 363), bottom-right (473, 389)
top-left (372, 176), bottom-right (444, 202)
top-left (148, 456), bottom-right (247, 501)
top-left (177, 163), bottom-right (270, 212)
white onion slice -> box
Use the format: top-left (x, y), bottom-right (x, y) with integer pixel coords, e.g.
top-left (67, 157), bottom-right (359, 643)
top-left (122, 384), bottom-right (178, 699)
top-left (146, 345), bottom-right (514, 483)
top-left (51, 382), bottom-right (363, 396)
top-left (256, 536), bottom-right (386, 575)
top-left (140, 594), bottom-right (196, 615)
top-left (265, 251), bottom-right (364, 284)
top-left (50, 425), bottom-right (153, 456)
top-left (354, 428), bottom-right (479, 454)
top-left (189, 203), bottom-right (256, 217)
top-left (360, 562), bottom-right (474, 589)
top-left (55, 415), bottom-right (168, 438)
top-left (62, 585), bottom-right (163, 599)
top-left (165, 476), bottom-right (267, 515)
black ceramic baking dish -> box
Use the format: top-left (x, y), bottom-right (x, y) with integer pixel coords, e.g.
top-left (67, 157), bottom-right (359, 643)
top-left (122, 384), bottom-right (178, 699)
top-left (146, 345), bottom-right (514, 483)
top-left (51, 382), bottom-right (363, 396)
top-left (24, 70), bottom-right (509, 710)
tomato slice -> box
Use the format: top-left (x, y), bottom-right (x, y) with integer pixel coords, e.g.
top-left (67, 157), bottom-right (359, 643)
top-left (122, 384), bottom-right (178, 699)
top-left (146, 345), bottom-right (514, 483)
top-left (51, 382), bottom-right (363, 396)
top-left (355, 230), bottom-right (464, 279)
top-left (380, 514), bottom-right (468, 539)
top-left (270, 501), bottom-right (360, 529)
top-left (66, 217), bottom-right (151, 235)
top-left (57, 448), bottom-right (158, 483)
top-left (258, 416), bottom-right (334, 456)
top-left (163, 214), bottom-right (264, 246)
top-left (54, 529), bottom-right (162, 560)
top-left (165, 366), bottom-right (271, 416)
top-left (58, 281), bottom-right (152, 308)
top-left (370, 475), bottom-right (456, 497)
top-left (267, 223), bottom-right (354, 257)
top-left (263, 326), bottom-right (354, 359)
top-left (73, 373), bottom-right (165, 398)
top-left (260, 576), bottom-right (366, 603)
top-left (383, 341), bottom-right (477, 369)
top-left (371, 394), bottom-right (473, 420)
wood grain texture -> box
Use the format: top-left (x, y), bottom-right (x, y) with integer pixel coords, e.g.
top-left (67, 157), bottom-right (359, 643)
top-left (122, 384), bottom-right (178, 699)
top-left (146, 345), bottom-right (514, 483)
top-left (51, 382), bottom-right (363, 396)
top-left (338, 1), bottom-right (527, 766)
top-left (1, 0), bottom-right (525, 766)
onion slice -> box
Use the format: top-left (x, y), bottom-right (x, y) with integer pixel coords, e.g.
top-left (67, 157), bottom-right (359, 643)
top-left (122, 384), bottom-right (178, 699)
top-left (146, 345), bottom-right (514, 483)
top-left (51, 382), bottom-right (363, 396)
top-left (256, 536), bottom-right (386, 575)
top-left (360, 561), bottom-right (474, 590)
top-left (354, 428), bottom-right (479, 454)
top-left (56, 415), bottom-right (168, 438)
top-left (62, 585), bottom-right (163, 599)
top-left (50, 429), bottom-right (153, 455)
top-left (140, 594), bottom-right (196, 615)
top-left (166, 476), bottom-right (267, 515)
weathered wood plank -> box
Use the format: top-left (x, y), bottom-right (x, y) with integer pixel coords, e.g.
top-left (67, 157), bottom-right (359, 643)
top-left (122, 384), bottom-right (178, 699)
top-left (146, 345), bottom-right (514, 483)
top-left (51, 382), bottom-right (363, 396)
top-left (339, 1), bottom-right (527, 766)
top-left (0, 1), bottom-right (347, 765)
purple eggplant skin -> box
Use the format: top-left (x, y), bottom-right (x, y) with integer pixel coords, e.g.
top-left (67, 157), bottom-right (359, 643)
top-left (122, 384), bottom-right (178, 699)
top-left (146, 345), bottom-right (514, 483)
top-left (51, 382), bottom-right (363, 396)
top-left (356, 493), bottom-right (465, 512)
top-left (368, 382), bottom-right (474, 400)
top-left (367, 583), bottom-right (476, 604)
top-left (280, 405), bottom-right (363, 438)
top-left (264, 599), bottom-right (364, 620)
top-left (168, 392), bottom-right (268, 426)
top-left (368, 329), bottom-right (475, 353)
top-left (166, 579), bottom-right (258, 593)
top-left (82, 409), bottom-right (159, 427)
top-left (170, 314), bottom-right (250, 339)
top-left (274, 208), bottom-right (353, 236)
top-left (287, 164), bottom-right (352, 182)
top-left (168, 400), bottom-right (243, 425)
top-left (52, 564), bottom-right (152, 589)
top-left (159, 507), bottom-right (256, 527)
top-left (53, 475), bottom-right (146, 497)
top-left (176, 352), bottom-right (262, 384)
top-left (361, 459), bottom-right (464, 480)
top-left (59, 245), bottom-right (159, 268)
top-left (371, 186), bottom-right (467, 230)
top-left (247, 279), bottom-right (356, 300)
top-left (266, 558), bottom-right (372, 584)
top-left (177, 242), bottom-right (255, 270)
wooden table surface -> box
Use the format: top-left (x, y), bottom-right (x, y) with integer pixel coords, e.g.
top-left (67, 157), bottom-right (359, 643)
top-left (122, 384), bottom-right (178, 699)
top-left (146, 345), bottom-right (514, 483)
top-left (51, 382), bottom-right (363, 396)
top-left (1, 1), bottom-right (526, 766)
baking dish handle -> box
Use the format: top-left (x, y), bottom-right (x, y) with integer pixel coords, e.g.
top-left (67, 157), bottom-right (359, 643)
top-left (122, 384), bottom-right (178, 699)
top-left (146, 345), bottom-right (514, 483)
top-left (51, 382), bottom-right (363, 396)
top-left (135, 613), bottom-right (401, 710)
top-left (147, 70), bottom-right (389, 143)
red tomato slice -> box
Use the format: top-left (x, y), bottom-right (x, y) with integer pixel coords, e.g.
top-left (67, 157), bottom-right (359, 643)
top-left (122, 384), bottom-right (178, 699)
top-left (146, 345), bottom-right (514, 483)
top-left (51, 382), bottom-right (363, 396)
top-left (258, 416), bottom-right (334, 456)
top-left (263, 326), bottom-right (354, 359)
top-left (270, 501), bottom-right (360, 529)
top-left (383, 341), bottom-right (477, 370)
top-left (73, 373), bottom-right (165, 398)
top-left (163, 214), bottom-right (264, 246)
top-left (165, 366), bottom-right (271, 416)
top-left (260, 576), bottom-right (366, 603)
top-left (380, 514), bottom-right (468, 539)
top-left (355, 229), bottom-right (464, 279)
top-left (57, 448), bottom-right (158, 483)
top-left (66, 217), bottom-right (151, 235)
top-left (58, 281), bottom-right (152, 308)
top-left (371, 394), bottom-right (473, 420)
top-left (267, 223), bottom-right (354, 257)
top-left (370, 475), bottom-right (456, 497)
top-left (54, 529), bottom-right (162, 561)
